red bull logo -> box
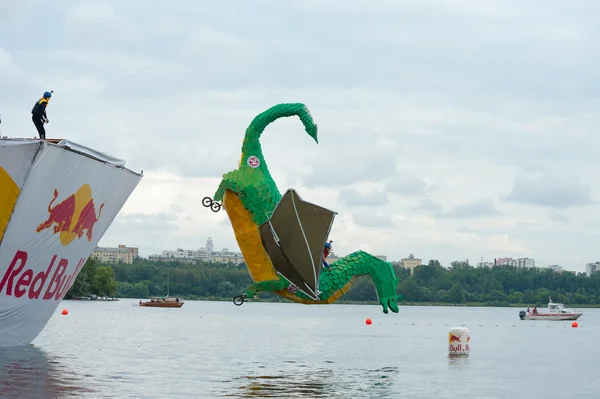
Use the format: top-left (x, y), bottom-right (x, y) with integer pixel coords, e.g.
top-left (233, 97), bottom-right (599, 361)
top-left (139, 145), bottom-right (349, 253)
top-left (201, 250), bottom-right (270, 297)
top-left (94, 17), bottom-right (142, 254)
top-left (36, 184), bottom-right (104, 246)
top-left (449, 333), bottom-right (461, 343)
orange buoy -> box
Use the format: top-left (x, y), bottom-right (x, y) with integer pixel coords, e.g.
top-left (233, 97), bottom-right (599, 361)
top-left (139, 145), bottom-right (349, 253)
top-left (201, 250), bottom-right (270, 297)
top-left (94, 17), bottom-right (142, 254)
top-left (572, 321), bottom-right (578, 328)
top-left (61, 309), bottom-right (68, 315)
top-left (365, 318), bottom-right (372, 325)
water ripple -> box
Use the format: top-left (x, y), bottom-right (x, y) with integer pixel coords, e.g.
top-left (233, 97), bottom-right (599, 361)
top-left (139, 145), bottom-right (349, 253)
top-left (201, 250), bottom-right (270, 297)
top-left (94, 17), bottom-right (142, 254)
top-left (219, 365), bottom-right (399, 398)
top-left (0, 346), bottom-right (97, 399)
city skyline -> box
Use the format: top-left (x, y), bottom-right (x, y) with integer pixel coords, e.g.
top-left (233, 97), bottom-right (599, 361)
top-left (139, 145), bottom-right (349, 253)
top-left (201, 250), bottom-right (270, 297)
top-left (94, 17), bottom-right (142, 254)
top-left (97, 221), bottom-right (598, 274)
top-left (97, 237), bottom-right (594, 275)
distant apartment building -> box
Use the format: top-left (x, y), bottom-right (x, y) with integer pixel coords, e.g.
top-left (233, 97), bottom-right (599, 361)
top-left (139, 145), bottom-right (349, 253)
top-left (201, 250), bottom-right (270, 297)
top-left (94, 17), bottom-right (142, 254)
top-left (494, 257), bottom-right (535, 268)
top-left (515, 257), bottom-right (535, 268)
top-left (148, 237), bottom-right (245, 265)
top-left (92, 244), bottom-right (138, 264)
top-left (159, 248), bottom-right (203, 260)
top-left (547, 265), bottom-right (563, 273)
top-left (495, 257), bottom-right (514, 266)
top-left (586, 262), bottom-right (600, 276)
top-left (476, 261), bottom-right (494, 268)
top-left (148, 251), bottom-right (197, 264)
top-left (401, 254), bottom-right (422, 275)
top-left (150, 238), bottom-right (386, 267)
top-left (212, 248), bottom-right (245, 264)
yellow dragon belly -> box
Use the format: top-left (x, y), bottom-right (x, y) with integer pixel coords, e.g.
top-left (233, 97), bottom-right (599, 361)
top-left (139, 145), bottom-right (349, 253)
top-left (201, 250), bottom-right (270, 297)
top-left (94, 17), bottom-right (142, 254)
top-left (223, 190), bottom-right (279, 282)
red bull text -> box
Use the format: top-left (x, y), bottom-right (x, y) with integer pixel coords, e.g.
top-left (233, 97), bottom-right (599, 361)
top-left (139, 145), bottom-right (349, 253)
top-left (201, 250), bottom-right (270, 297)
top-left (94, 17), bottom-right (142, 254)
top-left (0, 250), bottom-right (85, 301)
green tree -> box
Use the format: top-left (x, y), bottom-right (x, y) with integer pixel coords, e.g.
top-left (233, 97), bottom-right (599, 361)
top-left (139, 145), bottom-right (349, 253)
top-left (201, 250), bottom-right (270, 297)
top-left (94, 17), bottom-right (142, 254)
top-left (523, 289), bottom-right (536, 304)
top-left (92, 266), bottom-right (118, 297)
top-left (345, 277), bottom-right (378, 301)
top-left (117, 282), bottom-right (133, 297)
top-left (217, 281), bottom-right (236, 297)
top-left (448, 282), bottom-right (466, 303)
top-left (508, 292), bottom-right (524, 304)
top-left (65, 257), bottom-right (98, 299)
top-left (488, 289), bottom-right (507, 302)
top-left (397, 278), bottom-right (420, 302)
top-left (437, 289), bottom-right (449, 302)
top-left (131, 282), bottom-right (149, 298)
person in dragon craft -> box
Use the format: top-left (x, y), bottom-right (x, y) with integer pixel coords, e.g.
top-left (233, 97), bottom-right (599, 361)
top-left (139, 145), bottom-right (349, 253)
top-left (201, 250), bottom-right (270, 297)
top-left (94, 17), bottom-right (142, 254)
top-left (323, 240), bottom-right (333, 269)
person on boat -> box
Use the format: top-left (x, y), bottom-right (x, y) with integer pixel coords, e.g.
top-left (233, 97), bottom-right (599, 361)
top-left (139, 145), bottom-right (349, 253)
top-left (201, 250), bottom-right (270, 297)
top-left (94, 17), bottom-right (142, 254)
top-left (533, 307), bottom-right (538, 314)
top-left (323, 241), bottom-right (333, 269)
top-left (31, 91), bottom-right (53, 139)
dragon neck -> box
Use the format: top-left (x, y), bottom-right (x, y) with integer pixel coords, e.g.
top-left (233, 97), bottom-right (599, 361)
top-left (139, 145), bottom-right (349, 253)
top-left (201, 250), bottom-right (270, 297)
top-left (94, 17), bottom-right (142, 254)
top-left (239, 103), bottom-right (318, 170)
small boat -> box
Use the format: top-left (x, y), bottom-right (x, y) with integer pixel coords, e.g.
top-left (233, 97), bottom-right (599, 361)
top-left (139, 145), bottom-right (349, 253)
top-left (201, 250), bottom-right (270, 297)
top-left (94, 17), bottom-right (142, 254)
top-left (519, 297), bottom-right (582, 321)
top-left (138, 262), bottom-right (184, 308)
top-left (139, 297), bottom-right (184, 308)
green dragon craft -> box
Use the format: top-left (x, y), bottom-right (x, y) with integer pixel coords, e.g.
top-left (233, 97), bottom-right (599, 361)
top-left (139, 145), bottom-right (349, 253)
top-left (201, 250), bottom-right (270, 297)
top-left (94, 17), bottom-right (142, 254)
top-left (202, 103), bottom-right (400, 314)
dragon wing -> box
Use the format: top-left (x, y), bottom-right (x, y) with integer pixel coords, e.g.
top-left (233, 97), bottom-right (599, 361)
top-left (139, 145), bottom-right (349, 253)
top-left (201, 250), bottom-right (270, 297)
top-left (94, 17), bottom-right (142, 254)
top-left (259, 189), bottom-right (336, 300)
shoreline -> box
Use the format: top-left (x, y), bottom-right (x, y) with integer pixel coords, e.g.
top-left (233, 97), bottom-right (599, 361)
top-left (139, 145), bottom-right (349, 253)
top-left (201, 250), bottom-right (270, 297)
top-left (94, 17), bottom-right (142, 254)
top-left (64, 297), bottom-right (600, 308)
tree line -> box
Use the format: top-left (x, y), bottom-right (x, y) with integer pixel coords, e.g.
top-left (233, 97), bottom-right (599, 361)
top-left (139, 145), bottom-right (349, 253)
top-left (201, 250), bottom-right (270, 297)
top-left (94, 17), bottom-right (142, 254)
top-left (64, 257), bottom-right (118, 299)
top-left (65, 257), bottom-right (600, 307)
top-left (394, 260), bottom-right (600, 306)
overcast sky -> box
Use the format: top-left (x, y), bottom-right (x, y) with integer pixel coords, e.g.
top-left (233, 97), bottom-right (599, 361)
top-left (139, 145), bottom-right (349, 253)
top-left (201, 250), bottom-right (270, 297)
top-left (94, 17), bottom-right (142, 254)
top-left (1, 1), bottom-right (598, 272)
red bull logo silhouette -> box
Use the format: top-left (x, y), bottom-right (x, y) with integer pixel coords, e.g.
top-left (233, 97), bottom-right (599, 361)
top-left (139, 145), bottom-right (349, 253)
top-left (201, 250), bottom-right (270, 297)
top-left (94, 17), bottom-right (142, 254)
top-left (448, 333), bottom-right (461, 343)
top-left (36, 184), bottom-right (104, 246)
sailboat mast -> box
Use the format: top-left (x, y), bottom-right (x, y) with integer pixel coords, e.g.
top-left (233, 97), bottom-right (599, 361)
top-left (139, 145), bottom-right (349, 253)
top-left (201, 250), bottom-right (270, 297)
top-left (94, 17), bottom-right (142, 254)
top-left (167, 263), bottom-right (170, 297)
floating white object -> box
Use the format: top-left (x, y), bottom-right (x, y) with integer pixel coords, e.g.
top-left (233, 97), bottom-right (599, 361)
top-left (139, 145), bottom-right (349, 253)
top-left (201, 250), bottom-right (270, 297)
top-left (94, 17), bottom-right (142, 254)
top-left (448, 327), bottom-right (470, 356)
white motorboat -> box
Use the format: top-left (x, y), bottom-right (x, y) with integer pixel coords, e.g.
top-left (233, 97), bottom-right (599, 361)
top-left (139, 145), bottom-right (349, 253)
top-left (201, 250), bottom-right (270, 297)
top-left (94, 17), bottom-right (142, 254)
top-left (519, 297), bottom-right (582, 321)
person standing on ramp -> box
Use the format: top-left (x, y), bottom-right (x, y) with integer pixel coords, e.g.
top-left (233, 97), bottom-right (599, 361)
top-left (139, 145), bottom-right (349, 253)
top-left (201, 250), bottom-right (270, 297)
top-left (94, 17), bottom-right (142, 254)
top-left (31, 90), bottom-right (53, 139)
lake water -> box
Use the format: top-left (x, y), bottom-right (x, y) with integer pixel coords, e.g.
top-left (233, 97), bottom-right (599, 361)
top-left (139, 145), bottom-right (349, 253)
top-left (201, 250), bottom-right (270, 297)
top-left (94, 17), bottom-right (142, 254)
top-left (0, 300), bottom-right (598, 398)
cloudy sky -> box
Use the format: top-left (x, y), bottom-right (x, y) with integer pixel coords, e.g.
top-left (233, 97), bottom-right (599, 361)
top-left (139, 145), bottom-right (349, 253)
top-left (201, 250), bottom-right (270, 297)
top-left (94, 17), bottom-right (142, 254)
top-left (1, 0), bottom-right (598, 272)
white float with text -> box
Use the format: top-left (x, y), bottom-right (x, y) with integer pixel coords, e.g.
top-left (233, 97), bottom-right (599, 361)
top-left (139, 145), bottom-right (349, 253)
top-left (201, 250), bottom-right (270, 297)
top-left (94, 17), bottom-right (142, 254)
top-left (448, 326), bottom-right (470, 356)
